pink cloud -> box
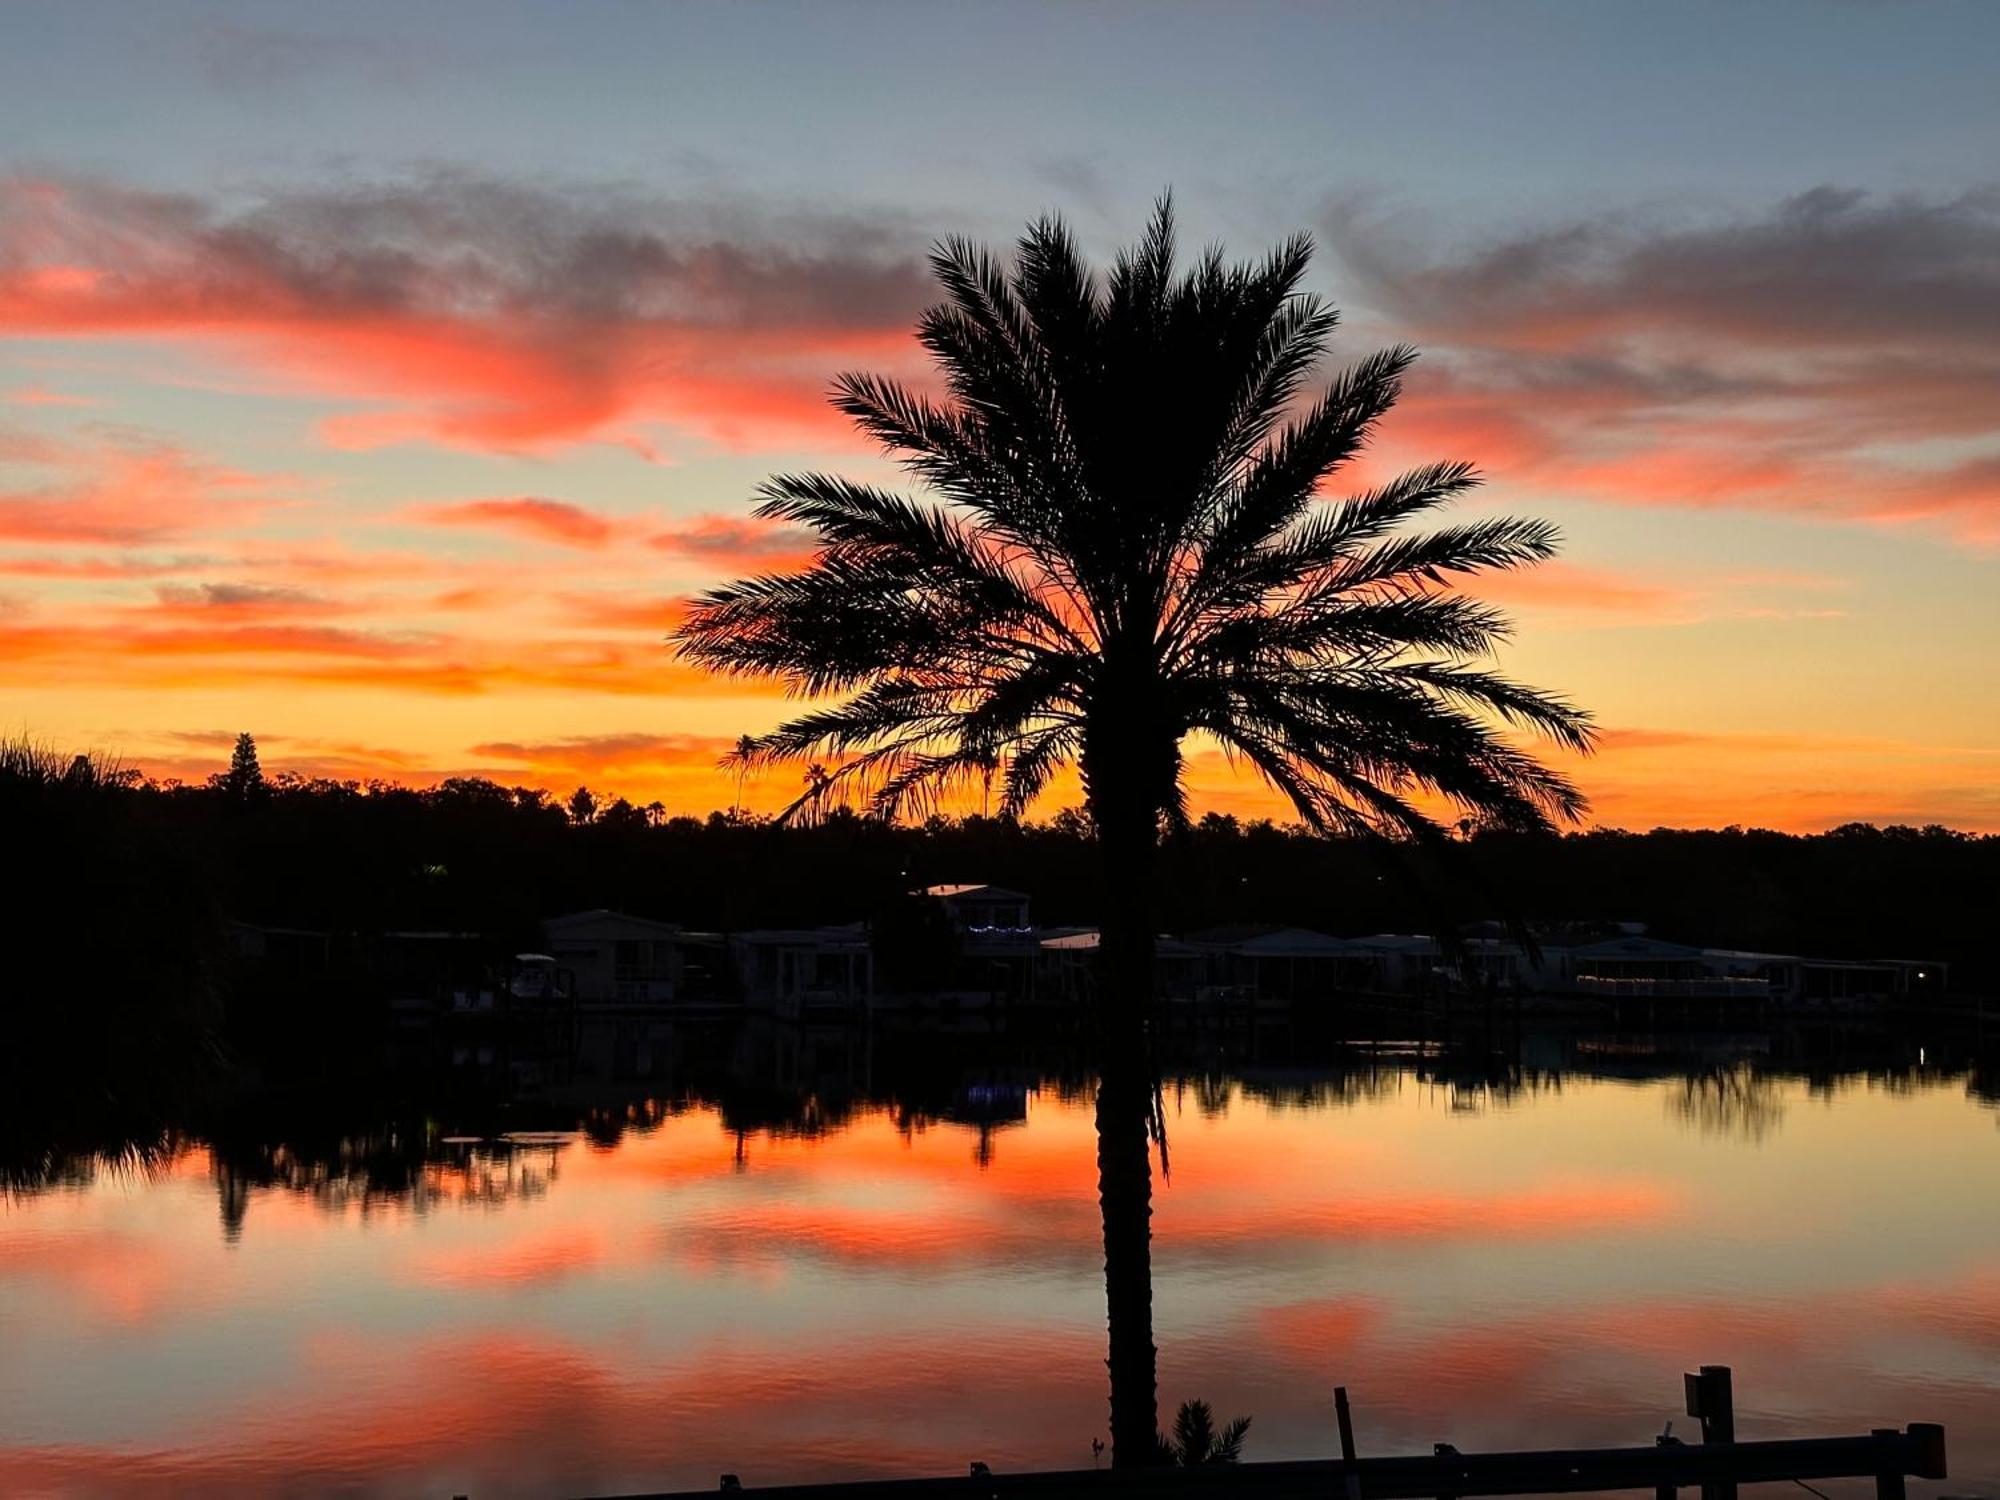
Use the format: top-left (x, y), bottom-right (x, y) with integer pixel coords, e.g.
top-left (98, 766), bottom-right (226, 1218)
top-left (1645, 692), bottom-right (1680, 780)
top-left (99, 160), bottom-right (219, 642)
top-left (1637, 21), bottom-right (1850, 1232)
top-left (648, 513), bottom-right (817, 571)
top-left (0, 174), bottom-right (929, 454)
top-left (418, 496), bottom-right (615, 549)
top-left (0, 421), bottom-right (291, 544)
top-left (4, 383), bottom-right (98, 407)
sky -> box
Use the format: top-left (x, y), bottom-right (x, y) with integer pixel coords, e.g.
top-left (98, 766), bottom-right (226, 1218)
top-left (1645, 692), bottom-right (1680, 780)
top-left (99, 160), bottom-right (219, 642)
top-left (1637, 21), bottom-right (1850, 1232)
top-left (2, 0), bottom-right (1997, 830)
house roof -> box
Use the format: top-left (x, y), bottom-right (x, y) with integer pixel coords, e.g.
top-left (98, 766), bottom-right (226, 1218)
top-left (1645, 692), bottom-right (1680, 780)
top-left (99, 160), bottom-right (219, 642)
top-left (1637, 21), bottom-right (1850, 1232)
top-left (1562, 935), bottom-right (1706, 960)
top-left (923, 883), bottom-right (1029, 902)
top-left (1350, 933), bottom-right (1444, 954)
top-left (1227, 926), bottom-right (1355, 958)
top-left (544, 908), bottom-right (682, 936)
top-left (731, 923), bottom-right (871, 947)
top-left (1039, 929), bottom-right (1199, 957)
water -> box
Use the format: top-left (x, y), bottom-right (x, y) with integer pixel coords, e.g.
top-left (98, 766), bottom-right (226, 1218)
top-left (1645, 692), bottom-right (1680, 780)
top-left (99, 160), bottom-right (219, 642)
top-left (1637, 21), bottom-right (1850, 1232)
top-left (3, 1022), bottom-right (1997, 1498)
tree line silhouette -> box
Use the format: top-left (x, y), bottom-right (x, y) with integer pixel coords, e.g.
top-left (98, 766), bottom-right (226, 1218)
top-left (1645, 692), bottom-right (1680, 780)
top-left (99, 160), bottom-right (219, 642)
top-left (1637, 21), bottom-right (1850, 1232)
top-left (15, 739), bottom-right (1991, 980)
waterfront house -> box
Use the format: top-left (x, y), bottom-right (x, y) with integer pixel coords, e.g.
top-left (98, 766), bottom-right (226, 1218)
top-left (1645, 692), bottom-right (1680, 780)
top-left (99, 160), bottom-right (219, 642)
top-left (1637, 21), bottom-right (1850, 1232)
top-left (1037, 928), bottom-right (1208, 1005)
top-left (1189, 926), bottom-right (1374, 1005)
top-left (1702, 948), bottom-right (1948, 1005)
top-left (543, 909), bottom-right (684, 1006)
top-left (730, 924), bottom-right (874, 1019)
top-left (917, 883), bottom-right (1040, 1004)
top-left (923, 883), bottom-right (1033, 933)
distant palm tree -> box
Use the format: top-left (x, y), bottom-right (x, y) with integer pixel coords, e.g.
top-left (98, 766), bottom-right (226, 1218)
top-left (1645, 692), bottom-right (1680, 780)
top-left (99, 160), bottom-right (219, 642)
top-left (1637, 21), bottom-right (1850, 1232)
top-left (729, 732), bottom-right (756, 819)
top-left (674, 198), bottom-right (1593, 1465)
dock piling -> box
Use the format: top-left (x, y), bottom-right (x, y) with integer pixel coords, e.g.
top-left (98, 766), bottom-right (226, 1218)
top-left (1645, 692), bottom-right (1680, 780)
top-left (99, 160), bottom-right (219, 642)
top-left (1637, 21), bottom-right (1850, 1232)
top-left (1685, 1364), bottom-right (1736, 1500)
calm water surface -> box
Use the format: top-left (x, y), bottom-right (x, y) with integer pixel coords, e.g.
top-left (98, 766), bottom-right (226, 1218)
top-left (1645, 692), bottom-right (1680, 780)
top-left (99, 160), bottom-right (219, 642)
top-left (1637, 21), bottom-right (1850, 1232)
top-left (4, 1028), bottom-right (1998, 1498)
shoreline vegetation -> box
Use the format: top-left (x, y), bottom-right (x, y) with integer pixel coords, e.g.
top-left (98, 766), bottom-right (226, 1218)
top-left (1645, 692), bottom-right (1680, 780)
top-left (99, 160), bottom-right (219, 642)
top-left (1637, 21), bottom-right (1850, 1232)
top-left (7, 735), bottom-right (1993, 979)
top-left (7, 730), bottom-right (1994, 1168)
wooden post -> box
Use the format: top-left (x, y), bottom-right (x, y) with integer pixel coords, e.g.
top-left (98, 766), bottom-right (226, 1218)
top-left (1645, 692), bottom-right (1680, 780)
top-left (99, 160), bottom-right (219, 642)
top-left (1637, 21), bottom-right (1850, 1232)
top-left (1684, 1365), bottom-right (1736, 1500)
top-left (1335, 1386), bottom-right (1362, 1500)
top-left (1434, 1442), bottom-right (1461, 1500)
top-left (1872, 1430), bottom-right (1907, 1500)
top-left (1907, 1421), bottom-right (1948, 1480)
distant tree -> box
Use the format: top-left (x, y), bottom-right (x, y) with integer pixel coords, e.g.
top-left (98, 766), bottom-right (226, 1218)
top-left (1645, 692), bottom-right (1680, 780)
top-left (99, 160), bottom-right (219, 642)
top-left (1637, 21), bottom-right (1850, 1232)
top-left (213, 732), bottom-right (265, 801)
top-left (598, 797), bottom-right (648, 831)
top-left (566, 785), bottom-right (599, 825)
top-left (1159, 1400), bottom-right (1251, 1467)
top-left (1048, 807), bottom-right (1093, 841)
top-left (729, 732), bottom-right (757, 819)
top-left (797, 761), bottom-right (832, 825)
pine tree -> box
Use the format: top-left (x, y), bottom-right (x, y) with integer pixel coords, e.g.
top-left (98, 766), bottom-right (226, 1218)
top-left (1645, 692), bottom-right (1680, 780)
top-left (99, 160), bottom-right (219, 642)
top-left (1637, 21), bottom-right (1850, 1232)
top-left (215, 732), bottom-right (265, 800)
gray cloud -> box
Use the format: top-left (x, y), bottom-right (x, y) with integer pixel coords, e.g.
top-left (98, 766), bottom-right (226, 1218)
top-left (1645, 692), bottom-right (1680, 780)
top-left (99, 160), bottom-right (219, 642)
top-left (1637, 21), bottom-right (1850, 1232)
top-left (1, 170), bottom-right (944, 449)
top-left (1331, 186), bottom-right (2000, 356)
top-left (155, 582), bottom-right (328, 609)
top-left (1320, 188), bottom-right (2000, 542)
top-left (186, 21), bottom-right (416, 93)
top-left (3, 171), bottom-right (935, 332)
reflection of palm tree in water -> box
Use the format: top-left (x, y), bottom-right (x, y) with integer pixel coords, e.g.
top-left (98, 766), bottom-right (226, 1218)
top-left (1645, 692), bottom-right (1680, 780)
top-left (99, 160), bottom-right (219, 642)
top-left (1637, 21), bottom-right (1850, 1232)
top-left (1674, 1063), bottom-right (1786, 1142)
top-left (1096, 1034), bottom-right (1160, 1465)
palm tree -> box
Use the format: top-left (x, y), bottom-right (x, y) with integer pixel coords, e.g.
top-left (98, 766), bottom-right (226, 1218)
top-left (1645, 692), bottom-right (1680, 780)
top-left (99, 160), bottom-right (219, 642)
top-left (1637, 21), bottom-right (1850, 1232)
top-left (728, 732), bottom-right (756, 819)
top-left (673, 198), bottom-right (1593, 1464)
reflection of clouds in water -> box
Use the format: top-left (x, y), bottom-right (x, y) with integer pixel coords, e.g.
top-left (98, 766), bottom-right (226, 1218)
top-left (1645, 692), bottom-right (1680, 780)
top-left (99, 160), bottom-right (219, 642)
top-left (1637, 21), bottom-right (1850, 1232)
top-left (6, 1044), bottom-right (2000, 1497)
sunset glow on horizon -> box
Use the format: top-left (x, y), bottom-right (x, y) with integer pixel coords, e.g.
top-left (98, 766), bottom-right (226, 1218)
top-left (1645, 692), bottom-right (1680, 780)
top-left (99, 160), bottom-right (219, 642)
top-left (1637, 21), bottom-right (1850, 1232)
top-left (4, 3), bottom-right (1997, 831)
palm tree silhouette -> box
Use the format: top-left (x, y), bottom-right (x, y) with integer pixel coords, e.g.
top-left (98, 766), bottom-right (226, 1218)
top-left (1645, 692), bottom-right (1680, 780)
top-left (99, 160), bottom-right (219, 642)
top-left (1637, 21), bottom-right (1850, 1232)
top-left (674, 198), bottom-right (1592, 1464)
top-left (729, 732), bottom-right (756, 819)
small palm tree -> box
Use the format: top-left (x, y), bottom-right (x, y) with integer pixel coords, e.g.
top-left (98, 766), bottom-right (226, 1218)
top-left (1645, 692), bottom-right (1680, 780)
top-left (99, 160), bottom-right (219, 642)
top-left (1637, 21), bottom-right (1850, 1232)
top-left (1162, 1399), bottom-right (1252, 1466)
top-left (728, 732), bottom-right (756, 819)
top-left (673, 198), bottom-right (1593, 1466)
top-left (801, 760), bottom-right (832, 823)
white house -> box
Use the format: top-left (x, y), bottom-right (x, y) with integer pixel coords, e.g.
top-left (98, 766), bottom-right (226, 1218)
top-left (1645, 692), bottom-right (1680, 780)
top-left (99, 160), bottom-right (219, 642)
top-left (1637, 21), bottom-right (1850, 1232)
top-left (542, 909), bottom-right (684, 1006)
top-left (729, 924), bottom-right (874, 1018)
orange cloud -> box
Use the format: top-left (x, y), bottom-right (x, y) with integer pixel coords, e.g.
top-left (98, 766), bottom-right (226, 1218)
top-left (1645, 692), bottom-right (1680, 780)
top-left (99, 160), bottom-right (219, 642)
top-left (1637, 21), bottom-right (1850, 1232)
top-left (0, 421), bottom-right (292, 544)
top-left (554, 592), bottom-right (688, 632)
top-left (140, 582), bottom-right (353, 622)
top-left (470, 731), bottom-right (741, 782)
top-left (418, 496), bottom-right (615, 549)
